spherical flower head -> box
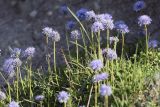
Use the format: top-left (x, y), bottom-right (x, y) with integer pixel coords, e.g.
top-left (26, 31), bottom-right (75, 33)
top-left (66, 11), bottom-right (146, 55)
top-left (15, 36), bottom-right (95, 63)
top-left (0, 91), bottom-right (6, 100)
top-left (116, 23), bottom-right (129, 34)
top-left (8, 101), bottom-right (19, 107)
top-left (94, 13), bottom-right (112, 22)
top-left (71, 30), bottom-right (81, 40)
top-left (35, 95), bottom-right (45, 101)
top-left (12, 58), bottom-right (22, 67)
top-left (51, 30), bottom-right (61, 42)
top-left (102, 19), bottom-right (114, 30)
top-left (109, 37), bottom-right (119, 44)
top-left (114, 20), bottom-right (125, 29)
top-left (148, 40), bottom-right (159, 48)
top-left (89, 59), bottom-right (103, 71)
top-left (10, 48), bottom-right (21, 58)
top-left (66, 21), bottom-right (76, 30)
top-left (138, 15), bottom-right (152, 26)
top-left (85, 10), bottom-right (96, 21)
top-left (23, 47), bottom-right (35, 58)
top-left (133, 1), bottom-right (146, 12)
top-left (91, 21), bottom-right (104, 33)
top-left (3, 58), bottom-right (15, 78)
top-left (100, 84), bottom-right (112, 96)
top-left (106, 48), bottom-right (117, 60)
top-left (42, 27), bottom-right (53, 37)
top-left (76, 8), bottom-right (88, 21)
top-left (92, 72), bottom-right (109, 83)
top-left (57, 91), bottom-right (70, 103)
top-left (59, 4), bottom-right (68, 15)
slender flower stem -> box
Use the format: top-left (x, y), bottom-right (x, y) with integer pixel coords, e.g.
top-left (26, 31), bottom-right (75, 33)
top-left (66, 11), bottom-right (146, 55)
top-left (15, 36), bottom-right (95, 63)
top-left (94, 83), bottom-right (98, 107)
top-left (98, 31), bottom-right (102, 60)
top-left (29, 59), bottom-right (33, 102)
top-left (107, 29), bottom-right (110, 49)
top-left (111, 60), bottom-right (114, 85)
top-left (144, 25), bottom-right (148, 56)
top-left (87, 85), bottom-right (93, 107)
top-left (104, 96), bottom-right (108, 107)
top-left (53, 41), bottom-right (59, 86)
top-left (121, 33), bottom-right (125, 59)
top-left (16, 67), bottom-right (19, 101)
top-left (76, 39), bottom-right (79, 62)
top-left (64, 103), bottom-right (66, 107)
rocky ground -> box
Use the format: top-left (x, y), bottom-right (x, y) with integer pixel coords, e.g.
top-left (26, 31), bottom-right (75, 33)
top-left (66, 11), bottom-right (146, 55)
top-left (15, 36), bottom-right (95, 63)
top-left (0, 0), bottom-right (160, 68)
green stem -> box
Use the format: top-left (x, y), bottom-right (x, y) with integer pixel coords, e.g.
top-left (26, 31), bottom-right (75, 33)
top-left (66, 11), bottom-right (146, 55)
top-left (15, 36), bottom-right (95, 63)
top-left (76, 40), bottom-right (79, 62)
top-left (104, 96), bottom-right (108, 107)
top-left (29, 60), bottom-right (33, 102)
top-left (64, 103), bottom-right (66, 107)
top-left (94, 83), bottom-right (98, 107)
top-left (87, 85), bottom-right (93, 107)
top-left (107, 29), bottom-right (110, 49)
top-left (16, 67), bottom-right (19, 101)
top-left (53, 42), bottom-right (59, 86)
top-left (98, 31), bottom-right (101, 59)
top-left (144, 25), bottom-right (148, 56)
top-left (121, 33), bottom-right (125, 59)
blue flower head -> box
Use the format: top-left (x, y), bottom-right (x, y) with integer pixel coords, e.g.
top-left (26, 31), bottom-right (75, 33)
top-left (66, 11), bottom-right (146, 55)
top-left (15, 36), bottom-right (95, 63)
top-left (100, 84), bottom-right (112, 96)
top-left (59, 4), bottom-right (68, 15)
top-left (8, 101), bottom-right (19, 107)
top-left (85, 10), bottom-right (96, 21)
top-left (148, 40), bottom-right (159, 48)
top-left (57, 91), bottom-right (70, 103)
top-left (92, 72), bottom-right (109, 83)
top-left (71, 30), bottom-right (81, 40)
top-left (35, 95), bottom-right (45, 101)
top-left (138, 15), bottom-right (152, 26)
top-left (89, 59), bottom-right (103, 71)
top-left (133, 1), bottom-right (146, 12)
top-left (76, 8), bottom-right (88, 21)
top-left (66, 20), bottom-right (76, 30)
top-left (116, 23), bottom-right (129, 34)
top-left (91, 21), bottom-right (104, 32)
top-left (102, 19), bottom-right (114, 30)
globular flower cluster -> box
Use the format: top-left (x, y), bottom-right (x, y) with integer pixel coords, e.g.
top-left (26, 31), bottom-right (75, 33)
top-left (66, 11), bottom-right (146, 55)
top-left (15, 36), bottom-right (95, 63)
top-left (57, 91), bottom-right (70, 103)
top-left (94, 13), bottom-right (114, 30)
top-left (148, 40), bottom-right (159, 48)
top-left (102, 48), bottom-right (117, 60)
top-left (89, 59), bottom-right (103, 71)
top-left (0, 91), bottom-right (6, 101)
top-left (59, 4), bottom-right (68, 15)
top-left (92, 72), bottom-right (109, 83)
top-left (109, 37), bottom-right (119, 44)
top-left (133, 1), bottom-right (146, 12)
top-left (66, 20), bottom-right (76, 30)
top-left (71, 30), bottom-right (81, 40)
top-left (102, 19), bottom-right (114, 30)
top-left (42, 27), bottom-right (60, 42)
top-left (94, 13), bottom-right (112, 22)
top-left (91, 21), bottom-right (104, 32)
top-left (85, 10), bottom-right (96, 21)
top-left (10, 48), bottom-right (21, 58)
top-left (8, 101), bottom-right (19, 107)
top-left (23, 47), bottom-right (35, 58)
top-left (76, 8), bottom-right (88, 21)
top-left (138, 15), bottom-right (152, 26)
top-left (35, 95), bottom-right (45, 101)
top-left (116, 23), bottom-right (129, 34)
top-left (100, 84), bottom-right (112, 96)
top-left (3, 58), bottom-right (22, 78)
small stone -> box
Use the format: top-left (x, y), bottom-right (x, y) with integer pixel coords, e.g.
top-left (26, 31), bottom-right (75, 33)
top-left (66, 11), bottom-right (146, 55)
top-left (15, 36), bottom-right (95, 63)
top-left (29, 10), bottom-right (38, 18)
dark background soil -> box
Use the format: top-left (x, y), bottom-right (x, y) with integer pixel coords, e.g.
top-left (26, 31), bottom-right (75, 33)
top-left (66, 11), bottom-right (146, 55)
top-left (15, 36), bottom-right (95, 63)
top-left (0, 0), bottom-right (160, 67)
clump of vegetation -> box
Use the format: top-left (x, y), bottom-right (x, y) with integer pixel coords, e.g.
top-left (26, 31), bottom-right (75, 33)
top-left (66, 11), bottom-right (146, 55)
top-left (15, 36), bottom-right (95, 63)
top-left (0, 1), bottom-right (160, 107)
